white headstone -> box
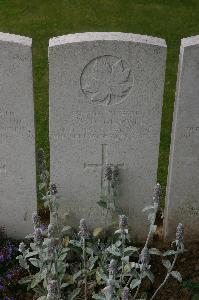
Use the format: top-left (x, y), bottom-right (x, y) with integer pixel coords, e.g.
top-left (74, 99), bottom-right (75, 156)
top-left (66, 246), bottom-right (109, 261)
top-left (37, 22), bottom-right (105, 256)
top-left (0, 33), bottom-right (36, 239)
top-left (164, 36), bottom-right (199, 242)
top-left (49, 32), bottom-right (167, 240)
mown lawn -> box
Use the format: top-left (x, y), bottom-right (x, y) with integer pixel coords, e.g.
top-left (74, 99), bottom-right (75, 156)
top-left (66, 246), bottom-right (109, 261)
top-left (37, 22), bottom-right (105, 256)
top-left (0, 0), bottom-right (199, 199)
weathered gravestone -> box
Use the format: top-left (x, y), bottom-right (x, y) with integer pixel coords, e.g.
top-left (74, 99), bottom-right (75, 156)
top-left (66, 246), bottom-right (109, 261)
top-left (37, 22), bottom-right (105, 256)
top-left (164, 36), bottom-right (199, 242)
top-left (0, 33), bottom-right (36, 239)
top-left (49, 32), bottom-right (167, 240)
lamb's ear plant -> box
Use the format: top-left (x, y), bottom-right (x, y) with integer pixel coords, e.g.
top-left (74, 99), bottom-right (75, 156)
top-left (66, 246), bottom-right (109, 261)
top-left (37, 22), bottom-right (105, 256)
top-left (149, 223), bottom-right (185, 300)
top-left (92, 183), bottom-right (185, 300)
top-left (16, 149), bottom-right (186, 300)
top-left (129, 183), bottom-right (162, 299)
top-left (16, 190), bottom-right (70, 299)
top-left (16, 149), bottom-right (71, 300)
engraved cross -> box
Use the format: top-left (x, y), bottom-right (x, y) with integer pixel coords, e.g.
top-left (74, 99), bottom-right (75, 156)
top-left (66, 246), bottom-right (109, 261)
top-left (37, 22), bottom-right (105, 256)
top-left (84, 144), bottom-right (124, 189)
top-left (0, 162), bottom-right (6, 178)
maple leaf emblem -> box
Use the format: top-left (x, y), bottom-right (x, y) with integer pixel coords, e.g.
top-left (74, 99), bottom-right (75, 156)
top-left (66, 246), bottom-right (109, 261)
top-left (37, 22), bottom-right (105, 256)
top-left (81, 56), bottom-right (133, 105)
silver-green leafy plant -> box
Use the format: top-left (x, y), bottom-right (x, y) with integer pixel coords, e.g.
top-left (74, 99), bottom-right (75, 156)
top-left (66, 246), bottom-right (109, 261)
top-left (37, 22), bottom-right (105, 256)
top-left (16, 189), bottom-right (70, 299)
top-left (150, 223), bottom-right (184, 300)
top-left (16, 151), bottom-right (72, 300)
top-left (92, 183), bottom-right (185, 300)
top-left (17, 182), bottom-right (185, 300)
top-left (16, 149), bottom-right (185, 300)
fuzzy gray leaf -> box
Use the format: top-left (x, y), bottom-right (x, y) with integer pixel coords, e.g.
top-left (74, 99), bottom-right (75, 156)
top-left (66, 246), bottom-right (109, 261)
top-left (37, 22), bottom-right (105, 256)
top-left (121, 255), bottom-right (129, 263)
top-left (97, 269), bottom-right (108, 282)
top-left (30, 269), bottom-right (47, 289)
top-left (58, 252), bottom-right (68, 261)
top-left (149, 248), bottom-right (162, 256)
top-left (150, 224), bottom-right (157, 233)
top-left (25, 251), bottom-right (38, 259)
top-left (130, 278), bottom-right (141, 289)
top-left (88, 255), bottom-right (98, 270)
top-left (68, 288), bottom-right (81, 300)
top-left (92, 294), bottom-right (106, 299)
top-left (73, 270), bottom-right (83, 281)
top-left (162, 259), bottom-right (171, 269)
top-left (106, 246), bottom-right (121, 257)
top-left (25, 233), bottom-right (34, 239)
top-left (171, 271), bottom-right (182, 282)
top-left (61, 282), bottom-right (72, 288)
top-left (114, 240), bottom-right (122, 248)
top-left (144, 269), bottom-right (155, 283)
top-left (29, 258), bottom-right (40, 268)
top-left (142, 205), bottom-right (154, 212)
top-left (61, 225), bottom-right (71, 233)
top-left (163, 250), bottom-right (177, 256)
top-left (18, 275), bottom-right (34, 285)
top-left (69, 240), bottom-right (81, 248)
top-left (124, 246), bottom-right (138, 255)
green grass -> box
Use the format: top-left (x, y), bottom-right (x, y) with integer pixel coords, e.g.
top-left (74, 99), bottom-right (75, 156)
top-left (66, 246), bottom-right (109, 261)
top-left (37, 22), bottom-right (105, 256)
top-left (0, 0), bottom-right (199, 199)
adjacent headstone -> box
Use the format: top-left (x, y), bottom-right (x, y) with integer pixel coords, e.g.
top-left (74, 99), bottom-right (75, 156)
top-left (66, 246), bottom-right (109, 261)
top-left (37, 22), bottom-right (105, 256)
top-left (164, 36), bottom-right (199, 242)
top-left (0, 33), bottom-right (36, 239)
top-left (49, 32), bottom-right (167, 240)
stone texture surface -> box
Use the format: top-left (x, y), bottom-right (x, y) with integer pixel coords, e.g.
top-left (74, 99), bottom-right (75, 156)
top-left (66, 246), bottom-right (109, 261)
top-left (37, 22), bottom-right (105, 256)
top-left (0, 33), bottom-right (36, 239)
top-left (164, 35), bottom-right (199, 242)
top-left (49, 32), bottom-right (167, 241)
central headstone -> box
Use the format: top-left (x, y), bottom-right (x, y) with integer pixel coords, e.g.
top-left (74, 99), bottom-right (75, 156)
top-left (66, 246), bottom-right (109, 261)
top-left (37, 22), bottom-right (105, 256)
top-left (49, 32), bottom-right (167, 240)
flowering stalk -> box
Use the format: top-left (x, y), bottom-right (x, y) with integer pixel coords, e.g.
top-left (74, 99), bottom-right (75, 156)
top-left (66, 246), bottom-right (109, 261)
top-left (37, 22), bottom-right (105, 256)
top-left (108, 259), bottom-right (117, 280)
top-left (116, 215), bottom-right (128, 284)
top-left (104, 166), bottom-right (113, 226)
top-left (47, 279), bottom-right (58, 300)
top-left (33, 215), bottom-right (45, 271)
top-left (111, 166), bottom-right (120, 209)
top-left (122, 286), bottom-right (130, 300)
top-left (49, 184), bottom-right (59, 228)
top-left (102, 279), bottom-right (116, 300)
top-left (47, 184), bottom-right (63, 259)
top-left (40, 182), bottom-right (61, 297)
top-left (79, 219), bottom-right (89, 300)
top-left (132, 247), bottom-right (151, 299)
top-left (150, 223), bottom-right (184, 300)
top-left (145, 183), bottom-right (161, 248)
top-left (121, 233), bottom-right (125, 284)
top-left (127, 184), bottom-right (160, 298)
top-left (47, 223), bottom-right (61, 299)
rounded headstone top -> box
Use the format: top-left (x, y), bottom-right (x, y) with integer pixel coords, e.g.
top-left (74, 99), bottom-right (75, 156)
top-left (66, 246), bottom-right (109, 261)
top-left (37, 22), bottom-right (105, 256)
top-left (49, 32), bottom-right (166, 48)
top-left (0, 32), bottom-right (32, 46)
top-left (181, 35), bottom-right (199, 47)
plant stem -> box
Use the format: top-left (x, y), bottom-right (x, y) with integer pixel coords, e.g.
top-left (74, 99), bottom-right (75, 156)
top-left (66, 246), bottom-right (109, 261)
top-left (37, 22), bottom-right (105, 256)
top-left (82, 237), bottom-right (87, 300)
top-left (131, 203), bottom-right (159, 298)
top-left (133, 283), bottom-right (141, 300)
top-left (120, 231), bottom-right (125, 284)
top-left (150, 253), bottom-right (178, 300)
top-left (55, 247), bottom-right (61, 298)
top-left (145, 203), bottom-right (158, 249)
top-left (105, 180), bottom-right (111, 229)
